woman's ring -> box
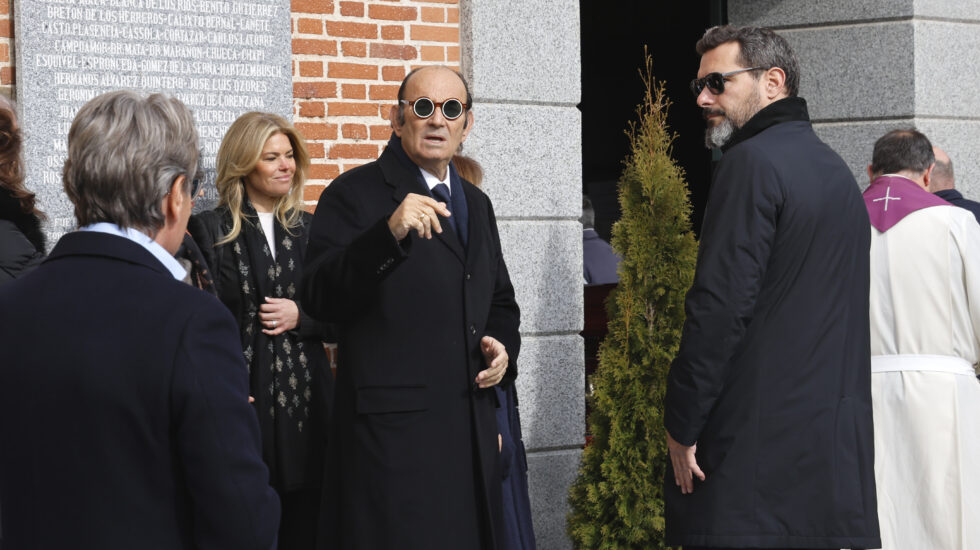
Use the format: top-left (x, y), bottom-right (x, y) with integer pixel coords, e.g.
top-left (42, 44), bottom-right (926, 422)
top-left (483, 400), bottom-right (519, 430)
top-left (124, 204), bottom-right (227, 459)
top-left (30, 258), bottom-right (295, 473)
top-left (272, 320), bottom-right (277, 328)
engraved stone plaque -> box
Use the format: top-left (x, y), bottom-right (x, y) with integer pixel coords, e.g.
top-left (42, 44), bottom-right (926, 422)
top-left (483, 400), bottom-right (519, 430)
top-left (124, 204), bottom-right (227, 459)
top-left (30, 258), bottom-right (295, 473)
top-left (15, 0), bottom-right (292, 241)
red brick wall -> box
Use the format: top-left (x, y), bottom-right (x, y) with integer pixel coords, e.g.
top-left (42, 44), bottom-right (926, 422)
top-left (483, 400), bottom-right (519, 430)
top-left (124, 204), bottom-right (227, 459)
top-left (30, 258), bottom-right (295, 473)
top-left (0, 0), bottom-right (12, 95)
top-left (291, 0), bottom-right (461, 207)
top-left (0, 0), bottom-right (461, 204)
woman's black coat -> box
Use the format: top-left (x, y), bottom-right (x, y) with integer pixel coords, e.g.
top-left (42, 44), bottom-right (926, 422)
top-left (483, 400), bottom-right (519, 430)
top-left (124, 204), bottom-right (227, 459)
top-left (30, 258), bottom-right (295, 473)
top-left (0, 187), bottom-right (44, 283)
top-left (189, 207), bottom-right (333, 494)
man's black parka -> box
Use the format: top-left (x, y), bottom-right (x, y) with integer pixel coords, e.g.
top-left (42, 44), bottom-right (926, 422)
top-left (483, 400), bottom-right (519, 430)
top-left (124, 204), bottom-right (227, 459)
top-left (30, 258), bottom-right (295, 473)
top-left (664, 98), bottom-right (881, 549)
top-left (302, 140), bottom-right (521, 550)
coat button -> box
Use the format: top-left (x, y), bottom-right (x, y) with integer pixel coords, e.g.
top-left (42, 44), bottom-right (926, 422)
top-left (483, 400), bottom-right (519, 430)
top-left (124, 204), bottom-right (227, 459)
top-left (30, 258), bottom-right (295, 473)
top-left (465, 273), bottom-right (472, 280)
top-left (469, 325), bottom-right (476, 335)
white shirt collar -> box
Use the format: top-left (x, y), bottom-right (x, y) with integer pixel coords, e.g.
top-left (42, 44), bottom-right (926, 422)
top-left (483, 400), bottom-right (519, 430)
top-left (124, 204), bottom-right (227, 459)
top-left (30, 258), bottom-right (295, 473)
top-left (79, 222), bottom-right (187, 281)
top-left (419, 167), bottom-right (451, 195)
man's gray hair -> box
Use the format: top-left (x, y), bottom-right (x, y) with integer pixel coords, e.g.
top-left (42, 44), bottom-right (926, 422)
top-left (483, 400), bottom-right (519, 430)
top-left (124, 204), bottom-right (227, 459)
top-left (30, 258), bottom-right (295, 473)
top-left (870, 128), bottom-right (934, 176)
top-left (696, 25), bottom-right (801, 98)
top-left (63, 90), bottom-right (199, 232)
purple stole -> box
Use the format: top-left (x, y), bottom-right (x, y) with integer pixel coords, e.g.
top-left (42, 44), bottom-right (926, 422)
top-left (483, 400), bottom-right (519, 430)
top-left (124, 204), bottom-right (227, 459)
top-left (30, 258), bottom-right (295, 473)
top-left (863, 175), bottom-right (950, 232)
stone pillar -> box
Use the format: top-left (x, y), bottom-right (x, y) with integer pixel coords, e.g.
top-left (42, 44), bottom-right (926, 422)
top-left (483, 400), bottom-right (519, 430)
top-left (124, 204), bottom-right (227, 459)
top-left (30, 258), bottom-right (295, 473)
top-left (460, 1), bottom-right (582, 548)
top-left (731, 0), bottom-right (980, 196)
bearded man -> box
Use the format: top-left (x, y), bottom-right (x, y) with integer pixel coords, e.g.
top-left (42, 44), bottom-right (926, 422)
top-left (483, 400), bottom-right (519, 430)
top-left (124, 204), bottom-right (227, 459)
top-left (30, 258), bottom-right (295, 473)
top-left (663, 25), bottom-right (880, 550)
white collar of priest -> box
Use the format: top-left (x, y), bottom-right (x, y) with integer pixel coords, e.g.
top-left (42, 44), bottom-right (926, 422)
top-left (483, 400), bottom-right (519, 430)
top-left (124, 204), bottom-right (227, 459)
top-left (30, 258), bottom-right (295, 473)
top-left (419, 167), bottom-right (451, 196)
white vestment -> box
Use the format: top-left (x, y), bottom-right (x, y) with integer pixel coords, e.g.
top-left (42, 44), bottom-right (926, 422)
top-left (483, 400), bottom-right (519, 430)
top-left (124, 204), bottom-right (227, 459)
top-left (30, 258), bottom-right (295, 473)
top-left (870, 203), bottom-right (980, 550)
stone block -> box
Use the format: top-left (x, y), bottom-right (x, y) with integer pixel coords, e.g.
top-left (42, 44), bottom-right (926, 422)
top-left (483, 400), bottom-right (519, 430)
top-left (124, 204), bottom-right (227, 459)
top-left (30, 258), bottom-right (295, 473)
top-left (914, 20), bottom-right (980, 117)
top-left (460, 0), bottom-right (580, 105)
top-left (515, 335), bottom-right (585, 451)
top-left (465, 104), bottom-right (582, 220)
top-left (527, 449), bottom-right (582, 550)
top-left (498, 220), bottom-right (584, 334)
top-left (813, 120), bottom-right (913, 189)
top-left (814, 118), bottom-right (980, 201)
top-left (729, 0), bottom-right (912, 27)
top-left (916, 0), bottom-right (980, 21)
top-left (914, 118), bottom-right (980, 200)
top-left (781, 23), bottom-right (915, 121)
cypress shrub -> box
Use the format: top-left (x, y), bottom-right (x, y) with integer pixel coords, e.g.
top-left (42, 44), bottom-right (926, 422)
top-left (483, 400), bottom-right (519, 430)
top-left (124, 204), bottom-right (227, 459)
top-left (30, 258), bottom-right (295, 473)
top-left (567, 55), bottom-right (698, 549)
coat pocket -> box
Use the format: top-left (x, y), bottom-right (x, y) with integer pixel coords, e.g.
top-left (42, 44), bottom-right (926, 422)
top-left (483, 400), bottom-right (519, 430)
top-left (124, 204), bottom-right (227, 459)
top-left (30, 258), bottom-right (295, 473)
top-left (355, 385), bottom-right (427, 414)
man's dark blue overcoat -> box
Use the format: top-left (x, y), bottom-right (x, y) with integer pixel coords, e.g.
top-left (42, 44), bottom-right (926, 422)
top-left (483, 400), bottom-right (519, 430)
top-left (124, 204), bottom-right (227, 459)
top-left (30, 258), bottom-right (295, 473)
top-left (0, 231), bottom-right (280, 549)
top-left (664, 98), bottom-right (881, 549)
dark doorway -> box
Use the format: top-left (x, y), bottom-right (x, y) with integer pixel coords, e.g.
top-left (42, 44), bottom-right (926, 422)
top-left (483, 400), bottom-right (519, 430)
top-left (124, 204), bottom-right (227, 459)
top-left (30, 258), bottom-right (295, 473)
top-left (581, 1), bottom-right (726, 239)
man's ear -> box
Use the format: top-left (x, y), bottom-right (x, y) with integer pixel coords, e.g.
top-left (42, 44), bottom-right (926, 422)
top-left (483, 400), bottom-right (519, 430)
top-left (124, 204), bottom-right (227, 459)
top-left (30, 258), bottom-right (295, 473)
top-left (923, 162), bottom-right (935, 190)
top-left (867, 164), bottom-right (875, 185)
top-left (390, 105), bottom-right (402, 135)
top-left (162, 175), bottom-right (187, 222)
top-left (763, 67), bottom-right (787, 100)
top-left (461, 110), bottom-right (474, 140)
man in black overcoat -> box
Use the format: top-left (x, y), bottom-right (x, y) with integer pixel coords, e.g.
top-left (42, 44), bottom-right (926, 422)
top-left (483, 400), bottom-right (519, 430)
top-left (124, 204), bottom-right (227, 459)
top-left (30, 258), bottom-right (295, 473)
top-left (0, 91), bottom-right (280, 549)
top-left (663, 26), bottom-right (881, 549)
top-left (302, 66), bottom-right (521, 549)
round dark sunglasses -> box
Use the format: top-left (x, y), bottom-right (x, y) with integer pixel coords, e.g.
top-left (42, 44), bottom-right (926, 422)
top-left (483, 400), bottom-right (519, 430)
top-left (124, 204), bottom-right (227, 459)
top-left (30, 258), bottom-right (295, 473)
top-left (400, 97), bottom-right (468, 120)
top-left (689, 66), bottom-right (766, 97)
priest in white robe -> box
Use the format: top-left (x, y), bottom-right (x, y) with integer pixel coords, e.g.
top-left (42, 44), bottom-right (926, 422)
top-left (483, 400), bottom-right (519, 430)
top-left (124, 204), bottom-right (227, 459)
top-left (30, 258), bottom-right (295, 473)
top-left (864, 128), bottom-right (980, 550)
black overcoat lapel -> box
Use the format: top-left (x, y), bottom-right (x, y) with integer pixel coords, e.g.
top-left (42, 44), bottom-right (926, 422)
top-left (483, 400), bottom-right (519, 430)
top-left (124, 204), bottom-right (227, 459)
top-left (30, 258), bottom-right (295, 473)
top-left (378, 151), bottom-right (466, 263)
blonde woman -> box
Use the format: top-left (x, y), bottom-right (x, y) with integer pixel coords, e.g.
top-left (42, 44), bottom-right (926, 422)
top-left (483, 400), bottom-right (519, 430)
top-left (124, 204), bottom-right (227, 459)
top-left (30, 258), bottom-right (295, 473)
top-left (189, 112), bottom-right (332, 550)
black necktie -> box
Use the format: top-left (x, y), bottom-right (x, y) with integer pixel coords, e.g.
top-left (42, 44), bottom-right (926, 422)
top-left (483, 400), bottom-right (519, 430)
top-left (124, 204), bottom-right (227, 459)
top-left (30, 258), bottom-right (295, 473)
top-left (431, 183), bottom-right (459, 240)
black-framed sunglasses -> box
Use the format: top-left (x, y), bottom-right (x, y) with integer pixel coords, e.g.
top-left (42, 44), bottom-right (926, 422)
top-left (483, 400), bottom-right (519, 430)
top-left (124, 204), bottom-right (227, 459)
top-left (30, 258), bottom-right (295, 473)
top-left (400, 97), bottom-right (468, 120)
top-left (689, 66), bottom-right (767, 97)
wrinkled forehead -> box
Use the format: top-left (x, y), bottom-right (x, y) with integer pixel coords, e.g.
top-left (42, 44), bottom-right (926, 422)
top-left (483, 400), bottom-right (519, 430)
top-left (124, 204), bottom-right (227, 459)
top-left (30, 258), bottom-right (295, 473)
top-left (403, 67), bottom-right (467, 101)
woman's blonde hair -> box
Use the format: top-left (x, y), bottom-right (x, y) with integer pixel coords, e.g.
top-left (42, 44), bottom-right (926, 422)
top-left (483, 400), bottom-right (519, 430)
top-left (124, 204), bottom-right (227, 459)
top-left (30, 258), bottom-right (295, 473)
top-left (215, 111), bottom-right (309, 245)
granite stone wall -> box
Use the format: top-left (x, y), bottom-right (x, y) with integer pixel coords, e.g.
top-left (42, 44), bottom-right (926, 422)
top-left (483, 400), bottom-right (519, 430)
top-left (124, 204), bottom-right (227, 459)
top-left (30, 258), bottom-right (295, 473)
top-left (731, 0), bottom-right (980, 198)
top-left (460, 1), bottom-right (583, 548)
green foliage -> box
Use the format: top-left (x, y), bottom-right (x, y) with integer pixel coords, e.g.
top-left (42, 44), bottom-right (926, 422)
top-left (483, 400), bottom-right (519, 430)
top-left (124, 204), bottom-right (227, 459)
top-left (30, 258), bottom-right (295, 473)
top-left (567, 54), bottom-right (698, 549)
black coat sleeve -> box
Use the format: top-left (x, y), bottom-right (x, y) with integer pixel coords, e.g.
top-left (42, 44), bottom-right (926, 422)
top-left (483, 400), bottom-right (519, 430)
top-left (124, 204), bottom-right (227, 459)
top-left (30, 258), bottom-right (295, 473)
top-left (188, 211), bottom-right (247, 328)
top-left (664, 144), bottom-right (782, 446)
top-left (171, 300), bottom-right (281, 549)
top-left (295, 212), bottom-right (335, 342)
top-left (302, 178), bottom-right (411, 323)
top-left (0, 219), bottom-right (43, 283)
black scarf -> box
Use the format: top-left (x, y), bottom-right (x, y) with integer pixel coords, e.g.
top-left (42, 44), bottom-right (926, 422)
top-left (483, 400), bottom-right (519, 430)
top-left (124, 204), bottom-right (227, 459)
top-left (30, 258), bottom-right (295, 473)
top-left (230, 199), bottom-right (316, 491)
top-left (722, 96), bottom-right (811, 153)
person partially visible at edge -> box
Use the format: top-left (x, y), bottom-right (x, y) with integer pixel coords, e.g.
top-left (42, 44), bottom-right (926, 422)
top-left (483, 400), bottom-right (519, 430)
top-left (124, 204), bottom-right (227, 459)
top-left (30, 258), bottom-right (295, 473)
top-left (0, 90), bottom-right (280, 549)
top-left (302, 65), bottom-right (520, 550)
top-left (929, 145), bottom-right (980, 225)
top-left (581, 195), bottom-right (619, 286)
top-left (0, 95), bottom-right (46, 283)
top-left (188, 111), bottom-right (334, 550)
top-left (450, 151), bottom-right (537, 550)
top-left (663, 25), bottom-right (880, 550)
top-left (863, 129), bottom-right (980, 549)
